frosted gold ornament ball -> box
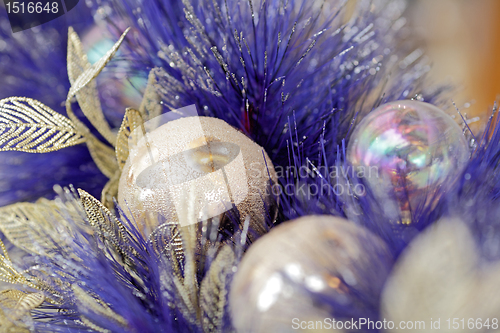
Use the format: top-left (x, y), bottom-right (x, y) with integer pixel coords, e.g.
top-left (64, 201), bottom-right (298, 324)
top-left (117, 116), bottom-right (278, 236)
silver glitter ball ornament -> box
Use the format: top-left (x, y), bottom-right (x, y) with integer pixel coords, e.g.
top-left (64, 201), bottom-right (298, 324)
top-left (230, 215), bottom-right (393, 332)
top-left (118, 116), bottom-right (278, 237)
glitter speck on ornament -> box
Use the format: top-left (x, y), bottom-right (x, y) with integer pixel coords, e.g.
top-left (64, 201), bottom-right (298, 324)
top-left (347, 100), bottom-right (470, 224)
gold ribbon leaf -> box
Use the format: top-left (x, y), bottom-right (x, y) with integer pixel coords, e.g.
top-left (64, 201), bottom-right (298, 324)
top-left (139, 69), bottom-right (163, 122)
top-left (86, 136), bottom-right (119, 179)
top-left (66, 27), bottom-right (131, 110)
top-left (67, 26), bottom-right (88, 78)
top-left (79, 188), bottom-right (150, 294)
top-left (0, 97), bottom-right (85, 153)
top-left (168, 212), bottom-right (202, 326)
top-left (0, 237), bottom-right (15, 282)
top-left (115, 108), bottom-right (144, 171)
top-left (0, 290), bottom-right (44, 333)
top-left (67, 27), bottom-right (116, 146)
top-left (72, 285), bottom-right (128, 331)
top-left (200, 245), bottom-right (235, 333)
top-left (101, 170), bottom-right (121, 211)
top-left (0, 226), bottom-right (65, 304)
top-left (0, 290), bottom-right (45, 313)
top-left (0, 290), bottom-right (27, 310)
top-left (0, 239), bottom-right (38, 291)
top-left (65, 28), bottom-right (130, 179)
top-left (0, 311), bottom-right (30, 333)
top-left (0, 198), bottom-right (79, 256)
top-left (149, 221), bottom-right (185, 273)
top-left (78, 189), bottom-right (134, 264)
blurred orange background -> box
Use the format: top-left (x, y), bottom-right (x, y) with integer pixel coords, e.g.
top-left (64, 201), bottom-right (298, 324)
top-left (409, 0), bottom-right (500, 125)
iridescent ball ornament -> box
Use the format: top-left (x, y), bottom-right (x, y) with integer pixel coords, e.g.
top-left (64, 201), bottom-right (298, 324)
top-left (82, 23), bottom-right (145, 122)
top-left (117, 116), bottom-right (278, 237)
top-left (347, 100), bottom-right (469, 224)
top-left (229, 215), bottom-right (393, 333)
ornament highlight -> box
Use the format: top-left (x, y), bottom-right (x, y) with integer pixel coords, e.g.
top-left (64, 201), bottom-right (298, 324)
top-left (117, 115), bottom-right (277, 236)
top-left (347, 100), bottom-right (469, 223)
top-left (382, 219), bottom-right (500, 329)
top-left (229, 215), bottom-right (393, 332)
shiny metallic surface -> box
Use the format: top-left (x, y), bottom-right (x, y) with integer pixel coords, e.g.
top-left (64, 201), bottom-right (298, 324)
top-left (230, 215), bottom-right (393, 333)
top-left (118, 116), bottom-right (277, 236)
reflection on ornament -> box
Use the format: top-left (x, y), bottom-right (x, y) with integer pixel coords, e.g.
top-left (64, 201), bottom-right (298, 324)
top-left (382, 219), bottom-right (500, 329)
top-left (82, 23), bottom-right (146, 124)
top-left (347, 100), bottom-right (469, 224)
top-left (117, 116), bottom-right (277, 236)
top-left (230, 215), bottom-right (393, 333)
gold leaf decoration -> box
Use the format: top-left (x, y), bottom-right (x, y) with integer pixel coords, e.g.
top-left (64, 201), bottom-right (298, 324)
top-left (0, 312), bottom-right (30, 333)
top-left (0, 238), bottom-right (39, 291)
top-left (0, 290), bottom-right (26, 309)
top-left (66, 28), bottom-right (131, 103)
top-left (200, 245), bottom-right (235, 333)
top-left (149, 221), bottom-right (185, 278)
top-left (0, 97), bottom-right (85, 153)
top-left (72, 285), bottom-right (128, 330)
top-left (0, 290), bottom-right (44, 333)
top-left (67, 26), bottom-right (88, 80)
top-left (67, 27), bottom-right (116, 146)
top-left (147, 200), bottom-right (203, 326)
top-left (115, 108), bottom-right (144, 171)
top-left (0, 200), bottom-right (77, 303)
top-left (6, 291), bottom-right (45, 313)
top-left (65, 28), bottom-right (130, 179)
top-left (0, 198), bottom-right (79, 256)
top-left (78, 188), bottom-right (150, 303)
top-left (139, 69), bottom-right (163, 121)
top-left (168, 193), bottom-right (203, 326)
top-left (101, 170), bottom-right (121, 210)
top-left (0, 202), bottom-right (73, 305)
top-left (0, 201), bottom-right (57, 255)
top-left (78, 189), bottom-right (134, 265)
top-left (86, 136), bottom-right (119, 178)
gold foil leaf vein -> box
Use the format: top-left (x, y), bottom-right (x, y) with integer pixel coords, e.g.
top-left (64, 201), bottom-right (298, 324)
top-left (200, 245), bottom-right (235, 333)
top-left (116, 108), bottom-right (144, 171)
top-left (78, 189), bottom-right (135, 265)
top-left (139, 69), bottom-right (163, 121)
top-left (0, 239), bottom-right (38, 291)
top-left (0, 198), bottom-right (78, 256)
top-left (72, 285), bottom-right (127, 331)
top-left (0, 97), bottom-right (85, 153)
top-left (0, 290), bottom-right (44, 332)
